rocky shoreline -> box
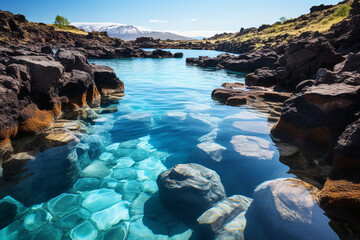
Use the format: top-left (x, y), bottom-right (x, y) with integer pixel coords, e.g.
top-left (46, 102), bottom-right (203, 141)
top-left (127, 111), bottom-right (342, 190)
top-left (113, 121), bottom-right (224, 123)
top-left (0, 0), bottom-right (360, 239)
top-left (183, 0), bottom-right (360, 238)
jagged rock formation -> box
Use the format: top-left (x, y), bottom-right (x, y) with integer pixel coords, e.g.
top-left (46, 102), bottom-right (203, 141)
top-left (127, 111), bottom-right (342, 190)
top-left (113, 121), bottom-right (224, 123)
top-left (0, 46), bottom-right (123, 160)
top-left (187, 0), bottom-right (360, 237)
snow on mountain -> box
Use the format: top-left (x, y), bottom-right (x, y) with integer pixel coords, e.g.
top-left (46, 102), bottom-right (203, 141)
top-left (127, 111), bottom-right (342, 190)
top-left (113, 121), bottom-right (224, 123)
top-left (73, 23), bottom-right (193, 41)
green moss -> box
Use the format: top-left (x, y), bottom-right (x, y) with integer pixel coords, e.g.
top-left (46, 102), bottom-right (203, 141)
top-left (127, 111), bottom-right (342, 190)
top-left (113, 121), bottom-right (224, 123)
top-left (333, 4), bottom-right (352, 17)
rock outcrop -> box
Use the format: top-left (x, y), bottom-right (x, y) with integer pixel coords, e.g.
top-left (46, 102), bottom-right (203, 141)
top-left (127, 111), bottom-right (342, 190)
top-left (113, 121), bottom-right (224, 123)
top-left (317, 118), bottom-right (360, 238)
top-left (186, 50), bottom-right (279, 73)
top-left (157, 163), bottom-right (226, 223)
top-left (0, 46), bottom-right (123, 160)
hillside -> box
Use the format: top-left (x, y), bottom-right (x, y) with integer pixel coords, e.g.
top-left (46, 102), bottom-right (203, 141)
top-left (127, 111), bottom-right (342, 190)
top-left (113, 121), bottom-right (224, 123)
top-left (210, 1), bottom-right (354, 52)
top-left (0, 10), bottom-right (120, 46)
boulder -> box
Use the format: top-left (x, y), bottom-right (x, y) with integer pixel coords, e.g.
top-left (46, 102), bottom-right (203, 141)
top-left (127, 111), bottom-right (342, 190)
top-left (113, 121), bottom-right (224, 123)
top-left (318, 118), bottom-right (360, 237)
top-left (271, 83), bottom-right (360, 153)
top-left (276, 38), bottom-right (344, 89)
top-left (197, 195), bottom-right (252, 239)
top-left (245, 67), bottom-right (277, 87)
top-left (173, 52), bottom-right (183, 58)
top-left (57, 70), bottom-right (97, 108)
top-left (157, 163), bottom-right (226, 223)
top-left (244, 178), bottom-right (338, 240)
top-left (55, 49), bottom-right (92, 73)
top-left (9, 55), bottom-right (64, 94)
top-left (149, 49), bottom-right (174, 58)
top-left (91, 64), bottom-right (124, 95)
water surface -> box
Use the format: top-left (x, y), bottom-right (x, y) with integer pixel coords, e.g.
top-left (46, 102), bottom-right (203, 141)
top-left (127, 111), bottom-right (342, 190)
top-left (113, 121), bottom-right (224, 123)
top-left (0, 49), bottom-right (297, 239)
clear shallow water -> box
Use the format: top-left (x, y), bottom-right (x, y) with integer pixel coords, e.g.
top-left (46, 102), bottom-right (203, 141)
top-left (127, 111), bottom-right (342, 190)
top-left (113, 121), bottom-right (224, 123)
top-left (91, 49), bottom-right (292, 196)
top-left (0, 49), bottom-right (294, 239)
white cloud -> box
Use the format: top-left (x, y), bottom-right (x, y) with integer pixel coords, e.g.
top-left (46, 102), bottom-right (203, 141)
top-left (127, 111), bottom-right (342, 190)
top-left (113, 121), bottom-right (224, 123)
top-left (183, 18), bottom-right (198, 22)
top-left (149, 19), bottom-right (168, 23)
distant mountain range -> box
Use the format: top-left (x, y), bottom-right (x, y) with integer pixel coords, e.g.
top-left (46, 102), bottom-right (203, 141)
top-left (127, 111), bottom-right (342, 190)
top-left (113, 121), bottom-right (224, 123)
top-left (73, 23), bottom-right (193, 41)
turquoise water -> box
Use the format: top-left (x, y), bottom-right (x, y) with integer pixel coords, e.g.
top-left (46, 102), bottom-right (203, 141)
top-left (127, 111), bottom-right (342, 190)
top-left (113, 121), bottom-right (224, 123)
top-left (0, 49), bottom-right (294, 239)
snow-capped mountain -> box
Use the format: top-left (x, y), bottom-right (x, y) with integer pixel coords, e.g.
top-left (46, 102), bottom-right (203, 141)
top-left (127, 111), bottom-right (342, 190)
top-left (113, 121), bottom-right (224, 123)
top-left (73, 23), bottom-right (193, 41)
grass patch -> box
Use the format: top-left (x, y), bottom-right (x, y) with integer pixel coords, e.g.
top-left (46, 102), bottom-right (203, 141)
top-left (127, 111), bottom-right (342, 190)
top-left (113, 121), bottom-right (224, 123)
top-left (51, 24), bottom-right (88, 35)
top-left (201, 0), bottom-right (353, 48)
top-left (333, 4), bottom-right (352, 17)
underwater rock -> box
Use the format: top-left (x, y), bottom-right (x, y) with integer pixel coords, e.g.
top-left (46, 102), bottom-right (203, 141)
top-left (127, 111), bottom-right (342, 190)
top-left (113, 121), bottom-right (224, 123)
top-left (81, 160), bottom-right (111, 179)
top-left (56, 208), bottom-right (90, 231)
top-left (91, 201), bottom-right (130, 230)
top-left (119, 139), bottom-right (140, 148)
top-left (31, 223), bottom-right (63, 240)
top-left (197, 195), bottom-right (252, 238)
top-left (23, 206), bottom-right (52, 232)
top-left (112, 168), bottom-right (138, 180)
top-left (189, 113), bottom-right (221, 127)
top-left (166, 112), bottom-right (188, 121)
top-left (215, 212), bottom-right (247, 240)
top-left (157, 163), bottom-right (226, 223)
top-left (244, 178), bottom-right (338, 240)
top-left (103, 222), bottom-right (129, 240)
top-left (74, 178), bottom-right (101, 192)
top-left (131, 192), bottom-right (151, 216)
top-left (70, 221), bottom-right (98, 240)
top-left (81, 188), bottom-right (123, 212)
top-left (46, 193), bottom-right (81, 219)
top-left (230, 135), bottom-right (275, 160)
top-left (114, 157), bottom-right (136, 169)
top-left (0, 220), bottom-right (24, 240)
top-left (130, 149), bottom-right (151, 162)
top-left (0, 196), bottom-right (25, 229)
top-left (136, 157), bottom-right (165, 171)
top-left (99, 152), bottom-right (115, 162)
top-left (116, 180), bottom-right (142, 201)
top-left (196, 142), bottom-right (226, 162)
top-left (141, 180), bottom-right (159, 194)
top-left (128, 217), bottom-right (169, 240)
top-left (100, 178), bottom-right (118, 189)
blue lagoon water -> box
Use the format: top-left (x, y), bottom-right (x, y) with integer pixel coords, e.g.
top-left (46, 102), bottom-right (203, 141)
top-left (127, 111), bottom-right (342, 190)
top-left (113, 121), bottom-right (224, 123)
top-left (0, 49), bottom-right (297, 239)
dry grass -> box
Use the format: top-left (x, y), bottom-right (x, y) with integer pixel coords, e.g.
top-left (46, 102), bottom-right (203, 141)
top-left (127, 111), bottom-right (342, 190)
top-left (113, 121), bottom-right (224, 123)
top-left (204, 1), bottom-right (353, 48)
top-left (50, 24), bottom-right (88, 35)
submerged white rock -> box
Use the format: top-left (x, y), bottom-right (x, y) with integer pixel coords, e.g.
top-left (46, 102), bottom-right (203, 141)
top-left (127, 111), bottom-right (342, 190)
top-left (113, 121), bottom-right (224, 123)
top-left (166, 111), bottom-right (188, 121)
top-left (136, 157), bottom-right (165, 171)
top-left (90, 201), bottom-right (130, 230)
top-left (46, 193), bottom-right (81, 218)
top-left (81, 160), bottom-right (112, 179)
top-left (128, 217), bottom-right (169, 240)
top-left (232, 121), bottom-right (270, 134)
top-left (245, 178), bottom-right (338, 240)
top-left (190, 113), bottom-right (221, 127)
top-left (197, 142), bottom-right (226, 162)
top-left (81, 189), bottom-right (122, 212)
top-left (230, 135), bottom-right (275, 160)
top-left (23, 207), bottom-right (52, 232)
top-left (115, 157), bottom-right (136, 168)
top-left (70, 221), bottom-right (98, 240)
top-left (198, 128), bottom-right (219, 143)
top-left (120, 112), bottom-right (153, 122)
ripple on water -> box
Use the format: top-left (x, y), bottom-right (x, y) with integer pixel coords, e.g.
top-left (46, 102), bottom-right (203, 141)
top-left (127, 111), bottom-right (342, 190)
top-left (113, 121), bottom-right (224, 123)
top-left (1, 49), bottom-right (297, 239)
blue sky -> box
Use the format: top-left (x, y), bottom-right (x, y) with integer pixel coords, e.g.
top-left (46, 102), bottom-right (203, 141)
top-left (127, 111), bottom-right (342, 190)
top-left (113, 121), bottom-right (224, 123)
top-left (1, 0), bottom-right (342, 37)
